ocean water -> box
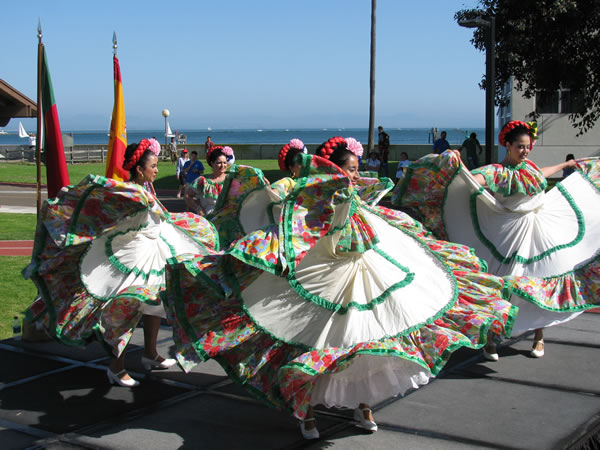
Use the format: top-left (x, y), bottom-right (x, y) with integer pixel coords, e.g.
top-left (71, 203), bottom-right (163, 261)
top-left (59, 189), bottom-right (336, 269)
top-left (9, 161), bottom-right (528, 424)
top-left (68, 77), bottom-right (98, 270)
top-left (0, 127), bottom-right (487, 147)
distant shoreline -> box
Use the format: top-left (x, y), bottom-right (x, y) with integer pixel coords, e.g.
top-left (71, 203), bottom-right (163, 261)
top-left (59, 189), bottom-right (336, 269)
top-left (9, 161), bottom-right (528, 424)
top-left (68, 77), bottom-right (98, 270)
top-left (0, 127), bottom-right (490, 146)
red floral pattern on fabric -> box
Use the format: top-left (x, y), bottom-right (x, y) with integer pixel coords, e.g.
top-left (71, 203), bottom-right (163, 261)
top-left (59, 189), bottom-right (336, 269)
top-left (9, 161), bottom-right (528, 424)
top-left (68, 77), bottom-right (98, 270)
top-left (471, 160), bottom-right (547, 197)
top-left (391, 150), bottom-right (461, 240)
top-left (164, 154), bottom-right (518, 419)
top-left (24, 174), bottom-right (217, 357)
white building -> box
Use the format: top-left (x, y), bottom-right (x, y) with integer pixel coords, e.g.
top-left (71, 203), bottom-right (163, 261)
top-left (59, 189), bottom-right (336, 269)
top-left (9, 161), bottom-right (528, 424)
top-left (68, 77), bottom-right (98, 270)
top-left (497, 77), bottom-right (600, 166)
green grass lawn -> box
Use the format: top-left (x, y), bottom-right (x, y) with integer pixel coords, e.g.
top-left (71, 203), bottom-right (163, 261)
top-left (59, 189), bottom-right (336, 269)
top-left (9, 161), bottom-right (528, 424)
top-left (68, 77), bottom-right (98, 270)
top-left (0, 159), bottom-right (285, 189)
top-left (0, 213), bottom-right (38, 240)
top-left (0, 256), bottom-right (37, 339)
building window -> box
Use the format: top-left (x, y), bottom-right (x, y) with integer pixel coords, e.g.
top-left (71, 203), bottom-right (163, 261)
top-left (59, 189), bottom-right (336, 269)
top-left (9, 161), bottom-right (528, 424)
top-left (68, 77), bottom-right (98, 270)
top-left (560, 89), bottom-right (585, 114)
top-left (536, 90), bottom-right (559, 113)
top-left (536, 89), bottom-right (584, 114)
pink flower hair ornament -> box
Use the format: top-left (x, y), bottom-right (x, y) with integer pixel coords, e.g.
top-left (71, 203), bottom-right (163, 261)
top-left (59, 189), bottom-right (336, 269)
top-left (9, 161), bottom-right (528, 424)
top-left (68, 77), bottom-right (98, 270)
top-left (289, 138), bottom-right (308, 153)
top-left (147, 138), bottom-right (161, 157)
top-left (345, 137), bottom-right (364, 157)
top-left (222, 146), bottom-right (236, 164)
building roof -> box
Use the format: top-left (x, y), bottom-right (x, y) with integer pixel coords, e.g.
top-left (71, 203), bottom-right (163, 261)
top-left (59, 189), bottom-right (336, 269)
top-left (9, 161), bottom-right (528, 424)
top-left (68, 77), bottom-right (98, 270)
top-left (0, 79), bottom-right (37, 127)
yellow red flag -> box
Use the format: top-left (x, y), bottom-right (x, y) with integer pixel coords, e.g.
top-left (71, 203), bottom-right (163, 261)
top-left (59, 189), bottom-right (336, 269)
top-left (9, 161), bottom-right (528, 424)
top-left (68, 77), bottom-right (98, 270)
top-left (105, 55), bottom-right (128, 180)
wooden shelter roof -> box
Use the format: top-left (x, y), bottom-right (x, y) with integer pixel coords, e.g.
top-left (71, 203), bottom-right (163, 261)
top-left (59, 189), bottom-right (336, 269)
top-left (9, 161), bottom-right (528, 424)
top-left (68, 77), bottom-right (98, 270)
top-left (0, 79), bottom-right (37, 127)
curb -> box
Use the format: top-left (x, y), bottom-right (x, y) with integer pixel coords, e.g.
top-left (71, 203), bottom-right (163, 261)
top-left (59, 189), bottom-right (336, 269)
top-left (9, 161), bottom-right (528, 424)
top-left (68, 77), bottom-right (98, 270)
top-left (0, 181), bottom-right (177, 196)
top-left (0, 181), bottom-right (47, 188)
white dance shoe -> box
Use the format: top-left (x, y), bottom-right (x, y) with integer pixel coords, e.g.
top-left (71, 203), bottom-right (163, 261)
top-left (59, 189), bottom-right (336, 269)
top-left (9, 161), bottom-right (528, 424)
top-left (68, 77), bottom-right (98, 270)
top-left (300, 418), bottom-right (320, 439)
top-left (141, 355), bottom-right (177, 370)
top-left (106, 368), bottom-right (140, 387)
top-left (353, 408), bottom-right (378, 432)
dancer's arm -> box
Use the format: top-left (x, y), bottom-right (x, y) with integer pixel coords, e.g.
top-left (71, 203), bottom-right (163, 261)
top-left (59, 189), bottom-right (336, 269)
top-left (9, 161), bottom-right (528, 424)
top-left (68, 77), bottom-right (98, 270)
top-left (540, 159), bottom-right (577, 178)
top-left (184, 186), bottom-right (205, 216)
top-left (452, 149), bottom-right (487, 187)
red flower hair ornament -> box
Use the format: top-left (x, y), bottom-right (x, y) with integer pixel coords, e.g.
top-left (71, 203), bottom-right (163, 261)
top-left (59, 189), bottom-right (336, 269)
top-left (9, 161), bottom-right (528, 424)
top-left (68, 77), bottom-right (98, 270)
top-left (498, 120), bottom-right (539, 149)
top-left (316, 136), bottom-right (364, 161)
top-left (278, 138), bottom-right (307, 171)
top-left (123, 138), bottom-right (161, 171)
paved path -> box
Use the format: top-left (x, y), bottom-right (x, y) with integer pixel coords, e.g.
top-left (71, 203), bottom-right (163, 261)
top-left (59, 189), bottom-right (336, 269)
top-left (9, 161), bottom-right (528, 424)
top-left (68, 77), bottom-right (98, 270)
top-left (0, 183), bottom-right (183, 256)
top-left (1, 315), bottom-right (599, 449)
top-left (0, 240), bottom-right (33, 256)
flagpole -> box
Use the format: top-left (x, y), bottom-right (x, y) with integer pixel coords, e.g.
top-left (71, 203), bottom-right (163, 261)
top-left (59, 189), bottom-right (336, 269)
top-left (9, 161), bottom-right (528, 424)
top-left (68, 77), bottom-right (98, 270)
top-left (36, 20), bottom-right (43, 215)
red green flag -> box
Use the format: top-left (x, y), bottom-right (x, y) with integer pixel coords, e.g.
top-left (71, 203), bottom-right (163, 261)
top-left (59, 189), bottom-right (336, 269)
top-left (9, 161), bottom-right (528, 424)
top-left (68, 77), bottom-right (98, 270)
top-left (41, 45), bottom-right (70, 198)
top-left (105, 55), bottom-right (128, 181)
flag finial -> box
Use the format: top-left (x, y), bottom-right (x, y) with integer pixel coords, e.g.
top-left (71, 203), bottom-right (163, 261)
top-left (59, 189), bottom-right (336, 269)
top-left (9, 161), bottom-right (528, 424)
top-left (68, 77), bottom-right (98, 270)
top-left (37, 19), bottom-right (43, 41)
top-left (113, 32), bottom-right (118, 56)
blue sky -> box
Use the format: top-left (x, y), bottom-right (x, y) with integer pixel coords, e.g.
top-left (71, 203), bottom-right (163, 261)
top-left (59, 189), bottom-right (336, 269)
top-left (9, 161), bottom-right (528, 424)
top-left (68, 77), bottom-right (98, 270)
top-left (2, 1), bottom-right (486, 131)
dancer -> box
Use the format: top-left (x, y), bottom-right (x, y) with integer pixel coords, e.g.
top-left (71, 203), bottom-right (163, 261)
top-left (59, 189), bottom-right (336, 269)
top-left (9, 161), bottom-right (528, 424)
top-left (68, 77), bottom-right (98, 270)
top-left (184, 145), bottom-right (235, 216)
top-left (24, 138), bottom-right (218, 387)
top-left (392, 120), bottom-right (600, 358)
top-left (164, 136), bottom-right (518, 440)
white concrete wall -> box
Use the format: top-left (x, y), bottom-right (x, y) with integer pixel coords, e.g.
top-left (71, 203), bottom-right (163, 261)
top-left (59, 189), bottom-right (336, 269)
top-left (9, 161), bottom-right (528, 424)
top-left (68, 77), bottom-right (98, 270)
top-left (505, 83), bottom-right (600, 167)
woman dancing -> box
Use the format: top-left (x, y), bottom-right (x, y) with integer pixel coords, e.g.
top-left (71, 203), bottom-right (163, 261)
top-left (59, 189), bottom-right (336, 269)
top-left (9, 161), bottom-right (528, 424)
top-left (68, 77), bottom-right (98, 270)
top-left (184, 145), bottom-right (235, 216)
top-left (163, 136), bottom-right (518, 440)
top-left (24, 138), bottom-right (218, 386)
top-left (392, 120), bottom-right (600, 358)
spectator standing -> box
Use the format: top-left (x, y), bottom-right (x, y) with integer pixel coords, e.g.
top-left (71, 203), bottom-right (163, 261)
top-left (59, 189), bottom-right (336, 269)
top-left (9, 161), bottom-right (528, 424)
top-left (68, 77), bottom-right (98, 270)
top-left (433, 131), bottom-right (450, 154)
top-left (183, 150), bottom-right (205, 184)
top-left (176, 148), bottom-right (189, 198)
top-left (461, 132), bottom-right (483, 169)
top-left (204, 136), bottom-right (214, 156)
top-left (168, 137), bottom-right (178, 165)
top-left (377, 126), bottom-right (390, 176)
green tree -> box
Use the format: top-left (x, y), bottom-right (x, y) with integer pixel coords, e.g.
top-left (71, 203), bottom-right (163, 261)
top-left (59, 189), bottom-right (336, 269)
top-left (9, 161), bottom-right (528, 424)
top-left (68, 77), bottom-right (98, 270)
top-left (456, 0), bottom-right (600, 134)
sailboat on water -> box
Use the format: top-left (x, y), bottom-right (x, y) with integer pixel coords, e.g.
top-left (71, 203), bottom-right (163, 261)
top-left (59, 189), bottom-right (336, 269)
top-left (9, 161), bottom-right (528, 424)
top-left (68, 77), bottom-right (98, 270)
top-left (166, 120), bottom-right (175, 138)
top-left (18, 121), bottom-right (29, 138)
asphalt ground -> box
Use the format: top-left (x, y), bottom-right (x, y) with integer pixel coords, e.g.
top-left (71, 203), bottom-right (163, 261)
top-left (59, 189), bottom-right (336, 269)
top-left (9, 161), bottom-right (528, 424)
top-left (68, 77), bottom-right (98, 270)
top-left (2, 183), bottom-right (600, 449)
top-left (1, 315), bottom-right (599, 449)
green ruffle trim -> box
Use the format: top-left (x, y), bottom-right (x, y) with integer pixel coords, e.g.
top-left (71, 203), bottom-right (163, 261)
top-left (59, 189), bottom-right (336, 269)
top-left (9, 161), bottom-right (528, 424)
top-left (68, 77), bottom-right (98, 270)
top-left (469, 183), bottom-right (585, 265)
top-left (285, 244), bottom-right (415, 315)
top-left (105, 222), bottom-right (173, 280)
top-left (233, 258), bottom-right (458, 352)
top-left (472, 160), bottom-right (547, 197)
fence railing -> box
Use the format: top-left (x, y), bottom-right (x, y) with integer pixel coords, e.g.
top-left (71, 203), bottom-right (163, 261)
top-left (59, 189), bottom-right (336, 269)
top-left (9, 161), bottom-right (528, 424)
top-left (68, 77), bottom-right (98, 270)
top-left (0, 143), bottom-right (446, 163)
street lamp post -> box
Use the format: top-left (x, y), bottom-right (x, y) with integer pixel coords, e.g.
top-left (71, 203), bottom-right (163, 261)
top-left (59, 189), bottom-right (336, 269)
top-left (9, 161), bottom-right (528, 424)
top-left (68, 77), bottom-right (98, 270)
top-left (459, 16), bottom-right (495, 165)
top-left (161, 109), bottom-right (170, 149)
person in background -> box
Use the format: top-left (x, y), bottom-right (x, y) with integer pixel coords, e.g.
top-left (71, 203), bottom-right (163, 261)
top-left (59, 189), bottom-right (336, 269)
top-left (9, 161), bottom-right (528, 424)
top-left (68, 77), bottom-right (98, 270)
top-left (377, 126), bottom-right (390, 176)
top-left (461, 132), bottom-right (483, 169)
top-left (395, 151), bottom-right (410, 180)
top-left (168, 137), bottom-right (178, 165)
top-left (28, 133), bottom-right (36, 149)
top-left (183, 150), bottom-right (205, 185)
top-left (433, 131), bottom-right (450, 154)
top-left (204, 136), bottom-right (214, 156)
top-left (364, 151), bottom-right (381, 173)
top-left (175, 148), bottom-right (189, 198)
top-left (563, 153), bottom-right (576, 178)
